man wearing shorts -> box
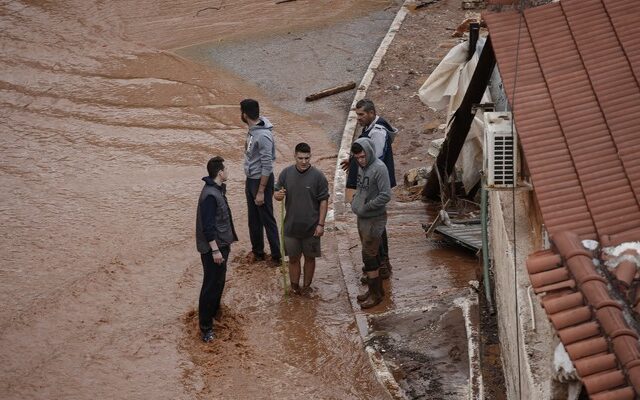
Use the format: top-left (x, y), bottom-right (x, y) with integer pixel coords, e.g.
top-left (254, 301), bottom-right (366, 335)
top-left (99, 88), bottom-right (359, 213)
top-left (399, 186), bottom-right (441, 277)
top-left (274, 143), bottom-right (329, 295)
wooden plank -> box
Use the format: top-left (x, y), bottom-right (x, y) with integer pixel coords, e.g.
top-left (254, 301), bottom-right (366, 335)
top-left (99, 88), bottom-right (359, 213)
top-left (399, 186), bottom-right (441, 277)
top-left (305, 82), bottom-right (356, 102)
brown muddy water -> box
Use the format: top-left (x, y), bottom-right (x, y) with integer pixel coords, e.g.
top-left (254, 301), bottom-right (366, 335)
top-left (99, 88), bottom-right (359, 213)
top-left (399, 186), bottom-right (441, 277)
top-left (1, 0), bottom-right (499, 398)
top-left (0, 0), bottom-right (400, 399)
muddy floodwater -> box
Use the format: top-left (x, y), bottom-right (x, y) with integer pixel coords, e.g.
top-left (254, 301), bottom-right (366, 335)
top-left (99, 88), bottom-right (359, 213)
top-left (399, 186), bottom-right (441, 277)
top-left (1, 0), bottom-right (497, 398)
top-left (0, 0), bottom-right (399, 399)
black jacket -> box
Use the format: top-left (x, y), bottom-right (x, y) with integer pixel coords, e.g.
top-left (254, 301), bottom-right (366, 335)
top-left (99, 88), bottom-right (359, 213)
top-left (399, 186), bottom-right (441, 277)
top-left (195, 177), bottom-right (238, 253)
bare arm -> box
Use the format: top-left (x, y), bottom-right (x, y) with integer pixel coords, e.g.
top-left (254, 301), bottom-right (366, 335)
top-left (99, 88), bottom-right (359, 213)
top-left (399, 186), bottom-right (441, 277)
top-left (314, 199), bottom-right (328, 237)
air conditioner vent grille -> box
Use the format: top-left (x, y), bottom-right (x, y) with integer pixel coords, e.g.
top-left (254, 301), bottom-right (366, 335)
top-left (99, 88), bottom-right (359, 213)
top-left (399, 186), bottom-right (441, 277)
top-left (484, 112), bottom-right (518, 188)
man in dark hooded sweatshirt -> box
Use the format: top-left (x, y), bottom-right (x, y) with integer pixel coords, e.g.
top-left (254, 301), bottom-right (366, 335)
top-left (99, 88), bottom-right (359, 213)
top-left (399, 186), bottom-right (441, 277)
top-left (195, 156), bottom-right (238, 342)
top-left (350, 138), bottom-right (392, 309)
top-left (241, 99), bottom-right (281, 263)
top-left (342, 99), bottom-right (397, 281)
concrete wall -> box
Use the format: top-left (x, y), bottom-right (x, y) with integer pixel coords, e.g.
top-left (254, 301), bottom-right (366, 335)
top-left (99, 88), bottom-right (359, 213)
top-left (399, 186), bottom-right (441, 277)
top-left (489, 190), bottom-right (569, 399)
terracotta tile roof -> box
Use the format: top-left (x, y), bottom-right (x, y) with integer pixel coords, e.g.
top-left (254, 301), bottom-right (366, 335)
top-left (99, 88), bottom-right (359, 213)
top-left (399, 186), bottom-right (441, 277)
top-left (484, 0), bottom-right (640, 244)
top-left (528, 231), bottom-right (640, 399)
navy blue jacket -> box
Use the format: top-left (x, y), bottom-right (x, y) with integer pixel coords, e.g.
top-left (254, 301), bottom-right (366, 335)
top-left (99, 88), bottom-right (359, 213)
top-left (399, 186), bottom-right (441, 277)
top-left (346, 116), bottom-right (397, 189)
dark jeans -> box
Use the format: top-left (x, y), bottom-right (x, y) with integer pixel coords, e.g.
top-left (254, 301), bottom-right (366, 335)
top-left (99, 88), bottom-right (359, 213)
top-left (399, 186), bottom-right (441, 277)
top-left (379, 228), bottom-right (389, 261)
top-left (357, 214), bottom-right (387, 272)
top-left (245, 174), bottom-right (281, 259)
top-left (199, 246), bottom-right (230, 332)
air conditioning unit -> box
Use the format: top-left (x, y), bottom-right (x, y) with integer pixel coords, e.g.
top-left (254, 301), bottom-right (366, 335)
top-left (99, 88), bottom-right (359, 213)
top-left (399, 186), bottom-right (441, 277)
top-left (483, 112), bottom-right (518, 188)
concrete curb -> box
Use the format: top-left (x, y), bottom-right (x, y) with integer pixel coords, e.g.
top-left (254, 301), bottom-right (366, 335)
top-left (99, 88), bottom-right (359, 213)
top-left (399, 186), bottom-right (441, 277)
top-left (455, 293), bottom-right (484, 400)
top-left (332, 2), bottom-right (411, 399)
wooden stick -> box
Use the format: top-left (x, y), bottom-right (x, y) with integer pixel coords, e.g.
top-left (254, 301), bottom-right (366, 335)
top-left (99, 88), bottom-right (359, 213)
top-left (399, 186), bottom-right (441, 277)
top-left (416, 0), bottom-right (438, 9)
top-left (305, 82), bottom-right (356, 102)
top-left (279, 198), bottom-right (289, 297)
top-left (425, 199), bottom-right (450, 237)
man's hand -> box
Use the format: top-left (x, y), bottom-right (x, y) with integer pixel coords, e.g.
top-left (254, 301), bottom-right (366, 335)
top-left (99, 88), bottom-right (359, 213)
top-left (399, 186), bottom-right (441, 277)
top-left (213, 250), bottom-right (224, 264)
top-left (340, 158), bottom-right (350, 172)
top-left (255, 191), bottom-right (265, 206)
top-left (274, 188), bottom-right (286, 201)
top-left (314, 224), bottom-right (325, 237)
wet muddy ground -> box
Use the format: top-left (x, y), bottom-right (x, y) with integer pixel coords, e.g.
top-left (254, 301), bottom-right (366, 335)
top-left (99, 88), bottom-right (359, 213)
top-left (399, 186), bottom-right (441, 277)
top-left (1, 0), bottom-right (505, 398)
top-left (337, 198), bottom-right (483, 398)
top-left (1, 1), bottom-right (398, 399)
top-left (367, 298), bottom-right (474, 398)
top-left (339, 0), bottom-right (507, 397)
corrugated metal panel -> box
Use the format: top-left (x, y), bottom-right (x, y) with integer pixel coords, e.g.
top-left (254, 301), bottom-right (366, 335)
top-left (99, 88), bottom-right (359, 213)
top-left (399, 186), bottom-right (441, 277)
top-left (484, 10), bottom-right (598, 239)
top-left (435, 224), bottom-right (483, 252)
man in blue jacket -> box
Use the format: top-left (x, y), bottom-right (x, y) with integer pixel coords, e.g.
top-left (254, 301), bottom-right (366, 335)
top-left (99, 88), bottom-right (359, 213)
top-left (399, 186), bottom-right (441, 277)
top-left (195, 156), bottom-right (238, 342)
top-left (241, 99), bottom-right (281, 263)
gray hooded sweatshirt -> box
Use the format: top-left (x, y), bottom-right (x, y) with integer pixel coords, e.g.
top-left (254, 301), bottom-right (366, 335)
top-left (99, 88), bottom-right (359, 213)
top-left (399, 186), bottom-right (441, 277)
top-left (244, 116), bottom-right (276, 179)
top-left (351, 137), bottom-right (391, 218)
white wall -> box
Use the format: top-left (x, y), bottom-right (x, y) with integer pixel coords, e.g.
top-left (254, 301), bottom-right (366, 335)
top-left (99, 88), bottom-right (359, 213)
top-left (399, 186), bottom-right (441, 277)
top-left (489, 190), bottom-right (569, 399)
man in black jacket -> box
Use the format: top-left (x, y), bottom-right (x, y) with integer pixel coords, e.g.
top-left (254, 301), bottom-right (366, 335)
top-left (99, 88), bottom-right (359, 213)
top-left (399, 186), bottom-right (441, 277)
top-left (195, 156), bottom-right (238, 342)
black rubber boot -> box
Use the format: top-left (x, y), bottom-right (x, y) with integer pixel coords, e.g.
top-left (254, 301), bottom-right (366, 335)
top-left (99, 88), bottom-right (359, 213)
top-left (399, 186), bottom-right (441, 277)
top-left (360, 277), bottom-right (383, 309)
top-left (379, 257), bottom-right (392, 280)
top-left (357, 278), bottom-right (371, 302)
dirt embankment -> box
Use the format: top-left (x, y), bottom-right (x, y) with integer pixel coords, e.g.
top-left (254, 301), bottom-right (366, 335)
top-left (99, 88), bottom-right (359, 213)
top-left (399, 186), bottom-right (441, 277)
top-left (0, 1), bottom-right (395, 399)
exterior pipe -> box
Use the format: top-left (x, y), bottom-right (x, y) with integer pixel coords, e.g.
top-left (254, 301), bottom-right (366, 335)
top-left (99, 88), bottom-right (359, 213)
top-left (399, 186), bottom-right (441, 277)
top-left (481, 185), bottom-right (495, 314)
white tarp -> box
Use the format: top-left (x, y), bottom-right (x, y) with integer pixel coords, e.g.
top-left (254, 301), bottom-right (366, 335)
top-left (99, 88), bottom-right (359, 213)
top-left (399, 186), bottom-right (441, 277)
top-left (418, 38), bottom-right (491, 193)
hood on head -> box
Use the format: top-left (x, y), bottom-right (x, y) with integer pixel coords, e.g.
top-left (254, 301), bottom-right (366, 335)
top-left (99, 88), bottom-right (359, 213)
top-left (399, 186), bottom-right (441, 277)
top-left (354, 137), bottom-right (376, 167)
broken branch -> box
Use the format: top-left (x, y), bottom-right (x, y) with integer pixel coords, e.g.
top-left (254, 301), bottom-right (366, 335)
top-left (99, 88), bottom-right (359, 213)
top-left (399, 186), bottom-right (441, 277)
top-left (305, 82), bottom-right (356, 102)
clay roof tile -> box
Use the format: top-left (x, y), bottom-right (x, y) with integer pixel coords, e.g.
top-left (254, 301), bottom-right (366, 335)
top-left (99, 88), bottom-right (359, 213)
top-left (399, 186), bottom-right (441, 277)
top-left (485, 0), bottom-right (640, 243)
top-left (589, 386), bottom-right (636, 400)
top-left (575, 353), bottom-right (618, 378)
top-left (582, 369), bottom-right (627, 395)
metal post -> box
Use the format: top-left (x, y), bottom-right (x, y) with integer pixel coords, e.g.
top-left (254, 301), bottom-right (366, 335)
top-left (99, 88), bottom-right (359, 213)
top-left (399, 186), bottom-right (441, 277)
top-left (481, 185), bottom-right (494, 313)
top-left (468, 22), bottom-right (480, 61)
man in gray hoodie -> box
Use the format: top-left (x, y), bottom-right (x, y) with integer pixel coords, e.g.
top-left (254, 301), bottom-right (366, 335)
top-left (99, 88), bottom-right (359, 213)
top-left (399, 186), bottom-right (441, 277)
top-left (241, 99), bottom-right (281, 263)
top-left (350, 137), bottom-right (392, 309)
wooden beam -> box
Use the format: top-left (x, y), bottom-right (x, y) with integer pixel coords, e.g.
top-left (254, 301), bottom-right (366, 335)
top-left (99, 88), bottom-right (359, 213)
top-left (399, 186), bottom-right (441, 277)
top-left (423, 36), bottom-right (496, 200)
top-left (305, 82), bottom-right (356, 102)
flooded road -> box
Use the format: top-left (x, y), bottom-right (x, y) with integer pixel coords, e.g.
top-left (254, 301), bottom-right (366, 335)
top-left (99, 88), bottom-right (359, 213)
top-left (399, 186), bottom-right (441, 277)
top-left (1, 0), bottom-right (502, 398)
top-left (1, 0), bottom-right (400, 398)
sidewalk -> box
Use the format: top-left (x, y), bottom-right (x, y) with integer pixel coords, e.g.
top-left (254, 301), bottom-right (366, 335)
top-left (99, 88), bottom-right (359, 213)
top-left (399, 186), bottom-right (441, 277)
top-left (332, 1), bottom-right (488, 398)
top-left (335, 198), bottom-right (482, 398)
